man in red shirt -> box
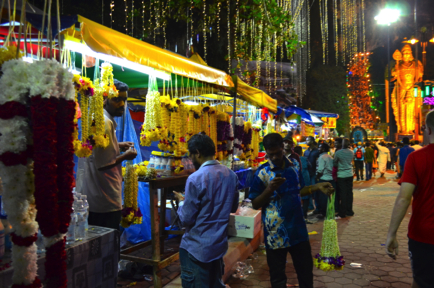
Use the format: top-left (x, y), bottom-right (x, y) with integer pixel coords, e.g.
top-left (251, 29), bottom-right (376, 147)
top-left (386, 110), bottom-right (434, 288)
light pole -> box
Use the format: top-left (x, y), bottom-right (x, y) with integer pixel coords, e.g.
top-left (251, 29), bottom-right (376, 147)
top-left (375, 8), bottom-right (401, 141)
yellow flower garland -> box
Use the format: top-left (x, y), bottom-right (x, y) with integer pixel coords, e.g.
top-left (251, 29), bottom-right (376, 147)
top-left (0, 46), bottom-right (23, 67)
top-left (121, 162), bottom-right (142, 228)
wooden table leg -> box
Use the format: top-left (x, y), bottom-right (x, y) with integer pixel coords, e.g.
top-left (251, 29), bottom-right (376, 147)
top-left (160, 188), bottom-right (167, 255)
top-left (150, 186), bottom-right (161, 287)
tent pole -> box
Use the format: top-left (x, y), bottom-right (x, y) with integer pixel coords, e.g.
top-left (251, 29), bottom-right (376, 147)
top-left (231, 75), bottom-right (238, 169)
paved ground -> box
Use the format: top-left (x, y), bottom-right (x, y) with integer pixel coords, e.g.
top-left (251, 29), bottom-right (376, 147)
top-left (227, 170), bottom-right (413, 288)
top-left (118, 170), bottom-right (413, 287)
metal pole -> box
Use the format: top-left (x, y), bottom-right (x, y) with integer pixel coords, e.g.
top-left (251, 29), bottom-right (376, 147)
top-left (387, 24), bottom-right (392, 141)
top-left (231, 75), bottom-right (238, 169)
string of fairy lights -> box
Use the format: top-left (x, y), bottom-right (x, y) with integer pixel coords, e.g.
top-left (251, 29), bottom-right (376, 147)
top-left (100, 0), bottom-right (366, 104)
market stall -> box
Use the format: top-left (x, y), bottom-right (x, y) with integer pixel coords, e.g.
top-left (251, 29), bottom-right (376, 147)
top-left (0, 6), bottom-right (277, 287)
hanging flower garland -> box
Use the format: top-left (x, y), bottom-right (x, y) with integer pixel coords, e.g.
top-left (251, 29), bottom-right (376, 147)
top-left (121, 161), bottom-right (143, 228)
top-left (233, 117), bottom-right (245, 156)
top-left (29, 60), bottom-right (76, 288)
top-left (0, 59), bottom-right (41, 288)
top-left (140, 75), bottom-right (163, 146)
top-left (0, 59), bottom-right (76, 288)
top-left (314, 193), bottom-right (345, 271)
top-left (72, 75), bottom-right (94, 157)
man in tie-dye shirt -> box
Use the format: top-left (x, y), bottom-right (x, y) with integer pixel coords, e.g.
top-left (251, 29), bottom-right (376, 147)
top-left (249, 133), bottom-right (334, 288)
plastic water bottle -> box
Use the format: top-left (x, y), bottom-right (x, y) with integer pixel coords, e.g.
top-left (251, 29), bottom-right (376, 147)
top-left (75, 200), bottom-right (86, 241)
top-left (148, 155), bottom-right (155, 169)
top-left (155, 156), bottom-right (162, 170)
top-left (82, 195), bottom-right (89, 232)
top-left (0, 219), bottom-right (5, 259)
top-left (66, 208), bottom-right (76, 245)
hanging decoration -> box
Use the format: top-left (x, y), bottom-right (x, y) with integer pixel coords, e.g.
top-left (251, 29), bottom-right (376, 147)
top-left (121, 161), bottom-right (143, 228)
top-left (0, 59), bottom-right (41, 288)
top-left (140, 75), bottom-right (164, 146)
top-left (0, 58), bottom-right (76, 288)
top-left (347, 53), bottom-right (377, 130)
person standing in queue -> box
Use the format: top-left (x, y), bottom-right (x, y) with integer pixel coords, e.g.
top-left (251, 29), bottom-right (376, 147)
top-left (249, 133), bottom-right (334, 288)
top-left (78, 79), bottom-right (138, 230)
top-left (304, 136), bottom-right (320, 214)
top-left (333, 138), bottom-right (354, 219)
top-left (174, 134), bottom-right (239, 287)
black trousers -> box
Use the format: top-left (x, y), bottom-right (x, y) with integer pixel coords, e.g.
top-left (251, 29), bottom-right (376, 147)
top-left (266, 241), bottom-right (314, 288)
top-left (89, 210), bottom-right (121, 230)
top-left (354, 161), bottom-right (364, 180)
top-left (337, 177), bottom-right (354, 218)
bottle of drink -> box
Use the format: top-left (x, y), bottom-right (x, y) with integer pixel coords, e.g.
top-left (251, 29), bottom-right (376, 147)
top-left (75, 200), bottom-right (86, 241)
top-left (148, 155), bottom-right (155, 169)
top-left (81, 195), bottom-right (89, 232)
top-left (166, 157), bottom-right (173, 176)
top-left (66, 207), bottom-right (76, 245)
top-left (154, 156), bottom-right (162, 170)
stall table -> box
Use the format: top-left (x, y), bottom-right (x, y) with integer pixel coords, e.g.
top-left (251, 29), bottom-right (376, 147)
top-left (0, 226), bottom-right (120, 288)
top-left (120, 175), bottom-right (189, 288)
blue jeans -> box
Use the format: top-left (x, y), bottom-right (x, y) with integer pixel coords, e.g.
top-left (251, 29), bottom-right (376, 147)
top-left (180, 248), bottom-right (225, 288)
top-left (365, 162), bottom-right (373, 180)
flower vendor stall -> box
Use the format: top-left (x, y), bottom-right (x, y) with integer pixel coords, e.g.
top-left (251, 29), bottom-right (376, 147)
top-left (1, 7), bottom-right (278, 287)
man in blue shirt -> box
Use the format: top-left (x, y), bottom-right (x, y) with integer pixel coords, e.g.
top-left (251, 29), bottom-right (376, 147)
top-left (175, 134), bottom-right (239, 287)
top-left (399, 137), bottom-right (415, 176)
top-left (353, 142), bottom-right (365, 181)
top-left (249, 133), bottom-right (334, 288)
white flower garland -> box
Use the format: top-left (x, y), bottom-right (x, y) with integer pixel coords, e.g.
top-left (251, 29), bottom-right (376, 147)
top-left (0, 59), bottom-right (39, 286)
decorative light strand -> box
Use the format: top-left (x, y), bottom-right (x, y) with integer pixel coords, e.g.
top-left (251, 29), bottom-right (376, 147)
top-left (124, 0), bottom-right (128, 34)
top-left (217, 2), bottom-right (221, 41)
top-left (142, 0), bottom-right (145, 38)
top-left (227, 0), bottom-right (231, 73)
top-left (203, 0), bottom-right (207, 61)
top-left (110, 1), bottom-right (114, 29)
top-left (132, 0), bottom-right (134, 37)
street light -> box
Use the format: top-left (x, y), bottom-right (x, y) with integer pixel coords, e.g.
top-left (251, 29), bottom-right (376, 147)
top-left (375, 8), bottom-right (401, 141)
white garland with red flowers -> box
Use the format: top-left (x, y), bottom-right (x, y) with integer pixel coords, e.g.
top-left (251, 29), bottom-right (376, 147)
top-left (0, 59), bottom-right (40, 287)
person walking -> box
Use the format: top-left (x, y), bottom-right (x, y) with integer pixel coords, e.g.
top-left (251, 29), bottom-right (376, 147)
top-left (78, 80), bottom-right (138, 230)
top-left (294, 146), bottom-right (313, 224)
top-left (386, 110), bottom-right (434, 288)
top-left (411, 140), bottom-right (422, 151)
top-left (283, 133), bottom-right (301, 171)
top-left (333, 138), bottom-right (354, 219)
top-left (250, 133), bottom-right (334, 288)
top-left (398, 137), bottom-right (415, 176)
top-left (375, 141), bottom-right (391, 178)
top-left (364, 143), bottom-right (374, 181)
top-left (353, 142), bottom-right (365, 181)
top-left (304, 136), bottom-right (320, 214)
top-left (174, 134), bottom-right (239, 287)
top-left (316, 143), bottom-right (335, 218)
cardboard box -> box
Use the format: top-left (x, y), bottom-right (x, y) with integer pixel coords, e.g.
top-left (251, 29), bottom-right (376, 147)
top-left (228, 209), bottom-right (262, 239)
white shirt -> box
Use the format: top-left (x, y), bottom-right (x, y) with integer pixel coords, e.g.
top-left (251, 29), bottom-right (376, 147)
top-left (78, 109), bottom-right (123, 213)
top-left (317, 152), bottom-right (334, 181)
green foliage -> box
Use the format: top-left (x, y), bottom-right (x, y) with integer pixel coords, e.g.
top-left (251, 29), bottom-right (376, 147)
top-left (303, 65), bottom-right (350, 136)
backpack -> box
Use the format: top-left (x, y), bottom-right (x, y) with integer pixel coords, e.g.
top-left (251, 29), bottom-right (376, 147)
top-left (355, 148), bottom-right (363, 160)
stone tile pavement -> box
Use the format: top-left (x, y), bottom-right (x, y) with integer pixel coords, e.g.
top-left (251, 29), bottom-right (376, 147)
top-left (118, 170), bottom-right (413, 288)
top-left (226, 171), bottom-right (413, 288)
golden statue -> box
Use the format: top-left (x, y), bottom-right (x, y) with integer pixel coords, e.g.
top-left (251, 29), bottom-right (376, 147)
top-left (391, 44), bottom-right (423, 134)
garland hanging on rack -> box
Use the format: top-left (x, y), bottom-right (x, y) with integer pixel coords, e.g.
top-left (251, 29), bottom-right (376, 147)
top-left (121, 161), bottom-right (142, 228)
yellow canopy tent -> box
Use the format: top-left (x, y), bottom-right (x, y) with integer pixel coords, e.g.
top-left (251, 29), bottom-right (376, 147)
top-left (62, 16), bottom-right (277, 113)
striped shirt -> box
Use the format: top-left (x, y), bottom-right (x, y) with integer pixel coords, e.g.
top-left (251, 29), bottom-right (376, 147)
top-left (333, 149), bottom-right (354, 178)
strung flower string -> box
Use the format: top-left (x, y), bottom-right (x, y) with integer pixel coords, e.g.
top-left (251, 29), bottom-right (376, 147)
top-left (314, 193), bottom-right (345, 271)
top-left (121, 161), bottom-right (142, 228)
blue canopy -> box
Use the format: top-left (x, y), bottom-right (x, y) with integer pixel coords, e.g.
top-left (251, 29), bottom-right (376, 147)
top-left (284, 106), bottom-right (313, 122)
top-left (306, 109), bottom-right (339, 119)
